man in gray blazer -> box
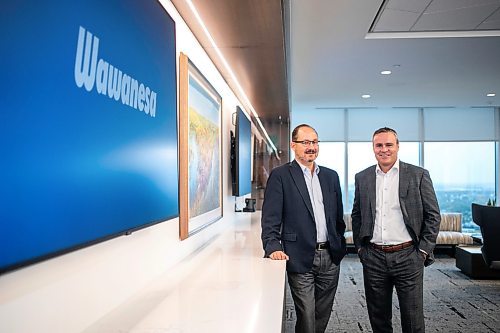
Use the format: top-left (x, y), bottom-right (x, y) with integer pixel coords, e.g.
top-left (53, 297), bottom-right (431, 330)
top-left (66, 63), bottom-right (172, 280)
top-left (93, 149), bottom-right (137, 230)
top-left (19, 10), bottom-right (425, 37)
top-left (351, 127), bottom-right (440, 333)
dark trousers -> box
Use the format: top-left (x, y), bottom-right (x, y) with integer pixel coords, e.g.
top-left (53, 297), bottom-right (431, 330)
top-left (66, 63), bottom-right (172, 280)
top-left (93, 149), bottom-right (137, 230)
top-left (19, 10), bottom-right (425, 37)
top-left (360, 245), bottom-right (425, 333)
top-left (287, 249), bottom-right (340, 333)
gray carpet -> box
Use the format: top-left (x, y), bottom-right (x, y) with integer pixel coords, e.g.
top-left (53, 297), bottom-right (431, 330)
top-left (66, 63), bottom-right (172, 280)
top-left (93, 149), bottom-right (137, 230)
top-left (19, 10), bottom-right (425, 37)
top-left (284, 254), bottom-right (500, 332)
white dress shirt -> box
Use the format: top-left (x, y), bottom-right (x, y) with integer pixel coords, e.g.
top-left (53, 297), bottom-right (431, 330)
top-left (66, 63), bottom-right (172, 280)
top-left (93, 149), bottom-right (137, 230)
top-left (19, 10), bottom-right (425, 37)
top-left (372, 159), bottom-right (412, 245)
top-left (297, 161), bottom-right (328, 243)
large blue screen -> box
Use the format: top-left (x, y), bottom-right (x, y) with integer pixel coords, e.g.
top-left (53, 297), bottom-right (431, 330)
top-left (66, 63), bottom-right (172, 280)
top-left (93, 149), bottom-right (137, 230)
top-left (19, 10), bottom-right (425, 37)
top-left (0, 1), bottom-right (178, 273)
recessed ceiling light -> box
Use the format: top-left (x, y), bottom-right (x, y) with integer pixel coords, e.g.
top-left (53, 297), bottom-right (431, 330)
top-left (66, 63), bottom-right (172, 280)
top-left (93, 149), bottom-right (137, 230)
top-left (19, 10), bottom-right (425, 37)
top-left (381, 70), bottom-right (392, 75)
top-left (487, 93), bottom-right (496, 97)
top-left (362, 94), bottom-right (371, 99)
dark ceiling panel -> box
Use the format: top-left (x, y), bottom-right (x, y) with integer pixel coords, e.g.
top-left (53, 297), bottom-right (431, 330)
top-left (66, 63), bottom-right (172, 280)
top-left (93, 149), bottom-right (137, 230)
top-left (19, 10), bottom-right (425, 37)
top-left (171, 0), bottom-right (289, 155)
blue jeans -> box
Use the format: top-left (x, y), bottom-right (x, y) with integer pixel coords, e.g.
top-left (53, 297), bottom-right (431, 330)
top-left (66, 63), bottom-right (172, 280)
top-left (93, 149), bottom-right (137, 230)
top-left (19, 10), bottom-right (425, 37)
top-left (287, 249), bottom-right (340, 333)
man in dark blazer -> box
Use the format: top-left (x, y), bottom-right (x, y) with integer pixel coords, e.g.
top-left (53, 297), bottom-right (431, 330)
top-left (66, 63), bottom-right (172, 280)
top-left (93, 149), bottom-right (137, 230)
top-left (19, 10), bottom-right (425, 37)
top-left (261, 124), bottom-right (347, 333)
top-left (351, 127), bottom-right (441, 333)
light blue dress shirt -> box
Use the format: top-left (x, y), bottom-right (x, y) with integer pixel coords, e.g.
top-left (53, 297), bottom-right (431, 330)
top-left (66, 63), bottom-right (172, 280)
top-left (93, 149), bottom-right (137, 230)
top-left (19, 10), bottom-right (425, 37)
top-left (297, 161), bottom-right (328, 243)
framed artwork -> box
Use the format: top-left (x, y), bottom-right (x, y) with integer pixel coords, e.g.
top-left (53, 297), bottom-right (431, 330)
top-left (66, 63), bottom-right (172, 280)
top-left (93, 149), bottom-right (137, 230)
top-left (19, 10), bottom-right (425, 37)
top-left (179, 53), bottom-right (223, 240)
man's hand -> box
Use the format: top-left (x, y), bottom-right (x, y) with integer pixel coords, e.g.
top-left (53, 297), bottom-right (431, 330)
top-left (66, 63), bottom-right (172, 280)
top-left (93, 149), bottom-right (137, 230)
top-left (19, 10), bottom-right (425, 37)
top-left (269, 250), bottom-right (289, 260)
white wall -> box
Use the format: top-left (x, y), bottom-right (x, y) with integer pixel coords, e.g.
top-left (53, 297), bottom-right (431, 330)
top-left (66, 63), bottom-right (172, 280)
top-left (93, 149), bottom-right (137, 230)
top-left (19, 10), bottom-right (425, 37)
top-left (0, 1), bottom-right (250, 332)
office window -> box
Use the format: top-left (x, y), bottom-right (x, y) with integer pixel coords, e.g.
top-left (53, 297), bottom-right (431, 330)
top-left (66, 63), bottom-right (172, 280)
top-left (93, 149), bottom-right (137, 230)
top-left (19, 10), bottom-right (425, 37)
top-left (424, 108), bottom-right (495, 141)
top-left (424, 142), bottom-right (495, 233)
top-left (292, 109), bottom-right (345, 141)
top-left (348, 108), bottom-right (420, 141)
top-left (347, 142), bottom-right (419, 212)
top-left (289, 107), bottom-right (498, 223)
top-left (315, 142), bottom-right (345, 196)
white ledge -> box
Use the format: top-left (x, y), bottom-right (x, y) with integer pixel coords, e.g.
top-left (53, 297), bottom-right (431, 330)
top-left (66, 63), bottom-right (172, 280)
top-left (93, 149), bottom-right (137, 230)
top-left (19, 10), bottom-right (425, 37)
top-left (83, 211), bottom-right (286, 333)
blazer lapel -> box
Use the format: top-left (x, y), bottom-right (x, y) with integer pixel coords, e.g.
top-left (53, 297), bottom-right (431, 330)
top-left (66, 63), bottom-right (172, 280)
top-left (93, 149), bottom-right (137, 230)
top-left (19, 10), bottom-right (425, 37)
top-left (289, 160), bottom-right (315, 219)
top-left (318, 168), bottom-right (331, 217)
top-left (367, 167), bottom-right (377, 220)
top-left (398, 161), bottom-right (409, 220)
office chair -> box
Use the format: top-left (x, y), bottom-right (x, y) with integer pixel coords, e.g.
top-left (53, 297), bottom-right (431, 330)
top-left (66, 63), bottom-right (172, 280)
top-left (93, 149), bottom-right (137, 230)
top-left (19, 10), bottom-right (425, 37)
top-left (471, 203), bottom-right (500, 270)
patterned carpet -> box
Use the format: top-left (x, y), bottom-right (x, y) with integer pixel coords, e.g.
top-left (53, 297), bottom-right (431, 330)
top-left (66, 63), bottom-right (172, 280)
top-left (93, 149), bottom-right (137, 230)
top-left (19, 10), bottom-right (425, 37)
top-left (284, 254), bottom-right (500, 333)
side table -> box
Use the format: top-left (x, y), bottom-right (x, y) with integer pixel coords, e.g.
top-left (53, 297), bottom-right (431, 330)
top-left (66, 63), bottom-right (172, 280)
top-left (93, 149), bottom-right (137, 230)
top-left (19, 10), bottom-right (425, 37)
top-left (455, 246), bottom-right (500, 279)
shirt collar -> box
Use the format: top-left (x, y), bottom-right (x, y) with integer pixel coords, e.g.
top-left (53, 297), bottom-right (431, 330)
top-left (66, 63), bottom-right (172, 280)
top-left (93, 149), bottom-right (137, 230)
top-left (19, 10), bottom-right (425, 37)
top-left (376, 159), bottom-right (400, 175)
top-left (296, 160), bottom-right (320, 175)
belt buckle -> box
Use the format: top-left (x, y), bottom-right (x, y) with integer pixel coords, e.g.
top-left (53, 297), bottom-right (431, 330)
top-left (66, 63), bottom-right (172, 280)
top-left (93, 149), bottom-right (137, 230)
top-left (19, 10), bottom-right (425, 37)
top-left (316, 242), bottom-right (328, 250)
top-left (386, 244), bottom-right (399, 253)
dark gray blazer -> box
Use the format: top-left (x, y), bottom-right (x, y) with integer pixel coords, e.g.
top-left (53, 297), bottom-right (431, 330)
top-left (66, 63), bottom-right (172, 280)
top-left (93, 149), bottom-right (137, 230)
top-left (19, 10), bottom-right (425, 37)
top-left (351, 161), bottom-right (441, 266)
top-left (261, 160), bottom-right (347, 273)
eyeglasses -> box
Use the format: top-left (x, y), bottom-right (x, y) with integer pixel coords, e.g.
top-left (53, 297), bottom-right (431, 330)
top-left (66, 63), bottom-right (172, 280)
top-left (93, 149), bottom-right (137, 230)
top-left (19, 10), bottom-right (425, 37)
top-left (293, 140), bottom-right (320, 146)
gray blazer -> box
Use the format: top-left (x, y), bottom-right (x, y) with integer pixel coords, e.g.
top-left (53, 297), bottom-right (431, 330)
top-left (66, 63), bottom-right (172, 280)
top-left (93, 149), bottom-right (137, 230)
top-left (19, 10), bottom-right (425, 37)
top-left (351, 161), bottom-right (441, 266)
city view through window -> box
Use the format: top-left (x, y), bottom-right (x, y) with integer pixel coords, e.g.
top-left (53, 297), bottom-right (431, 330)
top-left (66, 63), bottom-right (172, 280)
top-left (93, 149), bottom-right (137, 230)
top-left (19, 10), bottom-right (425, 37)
top-left (424, 142), bottom-right (495, 234)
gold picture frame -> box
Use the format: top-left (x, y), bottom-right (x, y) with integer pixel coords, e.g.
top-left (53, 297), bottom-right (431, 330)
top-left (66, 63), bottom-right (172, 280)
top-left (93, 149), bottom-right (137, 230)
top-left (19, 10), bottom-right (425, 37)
top-left (179, 53), bottom-right (223, 240)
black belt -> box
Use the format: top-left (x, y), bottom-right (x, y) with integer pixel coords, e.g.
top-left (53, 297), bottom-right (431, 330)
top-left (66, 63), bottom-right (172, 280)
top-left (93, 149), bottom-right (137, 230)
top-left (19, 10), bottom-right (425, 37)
top-left (371, 241), bottom-right (414, 253)
top-left (316, 242), bottom-right (329, 250)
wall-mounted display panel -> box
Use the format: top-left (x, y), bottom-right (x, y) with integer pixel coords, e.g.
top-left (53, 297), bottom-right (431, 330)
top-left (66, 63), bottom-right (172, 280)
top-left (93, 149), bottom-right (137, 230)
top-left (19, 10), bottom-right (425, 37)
top-left (0, 0), bottom-right (178, 273)
top-left (231, 107), bottom-right (252, 197)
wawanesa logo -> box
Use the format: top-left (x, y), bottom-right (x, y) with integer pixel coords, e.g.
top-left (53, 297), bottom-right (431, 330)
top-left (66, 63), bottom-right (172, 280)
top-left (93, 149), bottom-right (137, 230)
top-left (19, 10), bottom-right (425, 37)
top-left (74, 26), bottom-right (157, 117)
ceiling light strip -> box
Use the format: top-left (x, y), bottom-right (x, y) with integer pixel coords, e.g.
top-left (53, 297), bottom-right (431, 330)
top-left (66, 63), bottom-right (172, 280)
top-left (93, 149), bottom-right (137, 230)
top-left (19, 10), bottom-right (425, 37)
top-left (366, 30), bottom-right (500, 39)
top-left (185, 0), bottom-right (278, 153)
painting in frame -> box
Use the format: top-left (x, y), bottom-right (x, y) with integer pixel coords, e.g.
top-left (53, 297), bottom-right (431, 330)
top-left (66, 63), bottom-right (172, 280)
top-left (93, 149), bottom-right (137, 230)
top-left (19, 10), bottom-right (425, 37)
top-left (179, 53), bottom-right (223, 240)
